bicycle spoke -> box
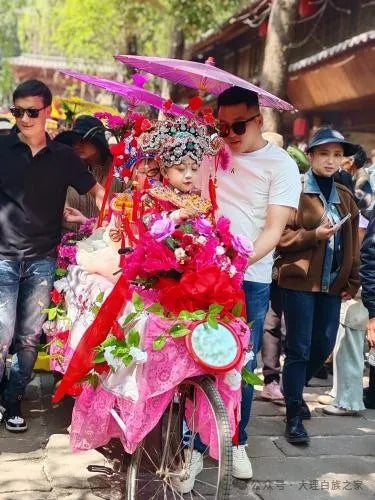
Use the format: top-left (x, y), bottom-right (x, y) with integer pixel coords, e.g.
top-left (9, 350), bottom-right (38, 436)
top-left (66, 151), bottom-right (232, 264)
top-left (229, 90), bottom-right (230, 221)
top-left (194, 477), bottom-right (217, 488)
top-left (191, 488), bottom-right (209, 499)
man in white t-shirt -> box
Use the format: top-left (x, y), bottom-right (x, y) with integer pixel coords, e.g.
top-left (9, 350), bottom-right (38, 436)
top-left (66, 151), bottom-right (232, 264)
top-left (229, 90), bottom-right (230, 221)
top-left (216, 87), bottom-right (301, 479)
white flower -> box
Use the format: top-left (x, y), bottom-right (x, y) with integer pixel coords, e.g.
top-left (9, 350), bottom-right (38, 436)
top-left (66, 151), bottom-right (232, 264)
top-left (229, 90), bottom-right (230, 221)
top-left (224, 369), bottom-right (242, 390)
top-left (244, 351), bottom-right (254, 366)
top-left (103, 346), bottom-right (122, 370)
top-left (54, 278), bottom-right (69, 294)
top-left (129, 347), bottom-right (148, 364)
top-left (174, 248), bottom-right (187, 260)
top-left (215, 245), bottom-right (225, 256)
top-left (228, 265), bottom-right (237, 278)
top-left (196, 235), bottom-right (207, 245)
top-left (42, 320), bottom-right (56, 334)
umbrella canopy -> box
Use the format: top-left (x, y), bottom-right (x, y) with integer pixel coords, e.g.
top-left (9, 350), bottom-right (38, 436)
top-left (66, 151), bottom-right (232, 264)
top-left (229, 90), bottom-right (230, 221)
top-left (51, 95), bottom-right (118, 121)
top-left (60, 69), bottom-right (196, 118)
top-left (114, 55), bottom-right (294, 111)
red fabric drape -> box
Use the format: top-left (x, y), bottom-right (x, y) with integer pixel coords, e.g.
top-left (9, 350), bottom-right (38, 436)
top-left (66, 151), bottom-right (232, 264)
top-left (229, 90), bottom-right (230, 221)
top-left (52, 275), bottom-right (130, 402)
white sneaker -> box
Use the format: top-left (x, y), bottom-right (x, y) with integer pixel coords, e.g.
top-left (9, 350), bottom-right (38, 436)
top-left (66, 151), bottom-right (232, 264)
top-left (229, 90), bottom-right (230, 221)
top-left (0, 405), bottom-right (5, 424)
top-left (232, 445), bottom-right (253, 479)
top-left (170, 449), bottom-right (203, 494)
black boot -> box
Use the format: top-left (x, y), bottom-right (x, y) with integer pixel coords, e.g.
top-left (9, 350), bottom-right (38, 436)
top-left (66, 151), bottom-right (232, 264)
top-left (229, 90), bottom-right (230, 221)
top-left (285, 401), bottom-right (310, 445)
top-left (300, 399), bottom-right (311, 420)
top-left (364, 365), bottom-right (375, 409)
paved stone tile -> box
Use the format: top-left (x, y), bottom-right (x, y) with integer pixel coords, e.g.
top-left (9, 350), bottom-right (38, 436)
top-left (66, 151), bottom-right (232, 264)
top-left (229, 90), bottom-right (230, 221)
top-left (247, 415), bottom-right (375, 436)
top-left (0, 449), bottom-right (44, 462)
top-left (233, 479), bottom-right (375, 500)
top-left (0, 460), bottom-right (51, 493)
top-left (0, 493), bottom-right (52, 500)
top-left (251, 456), bottom-right (375, 482)
top-left (252, 401), bottom-right (286, 417)
top-left (44, 434), bottom-right (110, 490)
top-left (50, 490), bottom-right (111, 500)
top-left (0, 415), bottom-right (47, 453)
top-left (247, 436), bottom-right (285, 458)
top-left (274, 435), bottom-right (375, 457)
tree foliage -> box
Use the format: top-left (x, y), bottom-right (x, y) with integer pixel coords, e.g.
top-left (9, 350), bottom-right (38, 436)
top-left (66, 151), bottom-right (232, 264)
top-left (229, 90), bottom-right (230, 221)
top-left (16, 0), bottom-right (245, 63)
top-left (0, 0), bottom-right (25, 101)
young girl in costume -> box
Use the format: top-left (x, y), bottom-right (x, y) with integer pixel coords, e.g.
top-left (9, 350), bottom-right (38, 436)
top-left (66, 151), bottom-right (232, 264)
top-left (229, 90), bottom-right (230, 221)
top-left (49, 115), bottom-right (253, 496)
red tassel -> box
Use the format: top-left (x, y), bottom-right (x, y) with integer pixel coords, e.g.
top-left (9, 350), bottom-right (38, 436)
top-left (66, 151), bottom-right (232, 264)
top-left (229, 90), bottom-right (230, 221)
top-left (163, 176), bottom-right (169, 186)
top-left (132, 189), bottom-right (141, 221)
top-left (98, 156), bottom-right (116, 227)
top-left (143, 177), bottom-right (150, 190)
top-left (232, 405), bottom-right (240, 446)
top-left (52, 275), bottom-right (131, 402)
top-left (208, 176), bottom-right (218, 212)
top-left (123, 216), bottom-right (139, 246)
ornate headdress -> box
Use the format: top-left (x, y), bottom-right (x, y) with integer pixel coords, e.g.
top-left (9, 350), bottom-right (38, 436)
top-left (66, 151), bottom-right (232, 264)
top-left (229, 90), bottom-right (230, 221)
top-left (138, 116), bottom-right (222, 168)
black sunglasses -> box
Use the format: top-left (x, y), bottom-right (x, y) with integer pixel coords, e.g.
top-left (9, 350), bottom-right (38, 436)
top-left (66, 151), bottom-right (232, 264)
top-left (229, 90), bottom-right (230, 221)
top-left (217, 114), bottom-right (260, 138)
top-left (10, 105), bottom-right (48, 119)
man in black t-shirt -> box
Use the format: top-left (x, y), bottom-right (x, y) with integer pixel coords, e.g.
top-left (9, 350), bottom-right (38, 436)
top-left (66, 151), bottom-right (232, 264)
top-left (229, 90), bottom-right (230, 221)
top-left (0, 80), bottom-right (104, 432)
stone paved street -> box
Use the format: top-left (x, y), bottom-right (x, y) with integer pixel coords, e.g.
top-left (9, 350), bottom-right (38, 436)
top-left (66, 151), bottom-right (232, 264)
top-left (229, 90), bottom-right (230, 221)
top-left (0, 371), bottom-right (374, 499)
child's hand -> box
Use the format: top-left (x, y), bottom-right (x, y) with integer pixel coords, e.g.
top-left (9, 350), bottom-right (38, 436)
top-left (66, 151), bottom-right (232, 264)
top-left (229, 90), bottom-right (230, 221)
top-left (64, 207), bottom-right (88, 224)
top-left (179, 207), bottom-right (200, 220)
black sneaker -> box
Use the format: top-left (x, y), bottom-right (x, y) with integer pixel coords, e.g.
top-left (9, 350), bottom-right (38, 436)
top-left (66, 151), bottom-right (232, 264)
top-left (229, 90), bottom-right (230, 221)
top-left (5, 402), bottom-right (28, 432)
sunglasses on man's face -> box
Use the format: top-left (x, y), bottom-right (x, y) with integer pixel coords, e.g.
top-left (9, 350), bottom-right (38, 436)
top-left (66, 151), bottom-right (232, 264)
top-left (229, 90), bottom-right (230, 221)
top-left (217, 114), bottom-right (260, 138)
top-left (10, 106), bottom-right (48, 119)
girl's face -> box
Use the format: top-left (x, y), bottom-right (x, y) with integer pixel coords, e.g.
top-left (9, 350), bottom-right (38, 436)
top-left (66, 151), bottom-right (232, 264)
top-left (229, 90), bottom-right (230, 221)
top-left (163, 158), bottom-right (199, 192)
top-left (309, 143), bottom-right (344, 177)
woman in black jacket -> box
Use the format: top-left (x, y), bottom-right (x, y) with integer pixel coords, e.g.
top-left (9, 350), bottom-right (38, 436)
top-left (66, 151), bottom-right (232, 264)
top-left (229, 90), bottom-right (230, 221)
top-left (360, 208), bottom-right (375, 409)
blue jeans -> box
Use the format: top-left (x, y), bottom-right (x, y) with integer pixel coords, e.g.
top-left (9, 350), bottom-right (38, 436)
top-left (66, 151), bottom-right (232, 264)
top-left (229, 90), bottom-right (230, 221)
top-left (238, 281), bottom-right (270, 444)
top-left (0, 258), bottom-right (56, 404)
top-left (281, 289), bottom-right (341, 406)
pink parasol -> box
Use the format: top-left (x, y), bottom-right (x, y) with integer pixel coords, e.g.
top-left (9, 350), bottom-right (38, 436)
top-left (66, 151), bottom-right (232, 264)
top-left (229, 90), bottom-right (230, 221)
top-left (59, 69), bottom-right (196, 118)
top-left (114, 55), bottom-right (294, 111)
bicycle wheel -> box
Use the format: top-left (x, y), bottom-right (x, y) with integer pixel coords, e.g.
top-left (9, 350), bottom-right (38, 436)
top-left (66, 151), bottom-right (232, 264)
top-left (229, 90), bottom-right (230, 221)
top-left (126, 375), bottom-right (233, 499)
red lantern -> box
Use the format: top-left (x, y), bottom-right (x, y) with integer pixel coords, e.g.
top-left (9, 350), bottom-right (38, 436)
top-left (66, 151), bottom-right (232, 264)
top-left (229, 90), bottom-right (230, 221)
top-left (293, 117), bottom-right (309, 138)
top-left (258, 19), bottom-right (268, 38)
top-left (299, 0), bottom-right (319, 18)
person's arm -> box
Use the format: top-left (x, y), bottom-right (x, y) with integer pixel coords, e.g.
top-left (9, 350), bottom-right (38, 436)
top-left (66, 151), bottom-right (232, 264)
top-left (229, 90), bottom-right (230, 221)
top-left (249, 205), bottom-right (293, 265)
top-left (88, 182), bottom-right (106, 211)
top-left (342, 201), bottom-right (360, 300)
top-left (250, 152), bottom-right (302, 264)
top-left (277, 207), bottom-right (339, 254)
top-left (360, 208), bottom-right (375, 346)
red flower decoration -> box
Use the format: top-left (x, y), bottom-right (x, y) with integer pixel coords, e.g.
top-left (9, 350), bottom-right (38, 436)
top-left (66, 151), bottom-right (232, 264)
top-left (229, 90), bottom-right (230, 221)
top-left (188, 96), bottom-right (203, 112)
top-left (172, 229), bottom-right (184, 239)
top-left (110, 141), bottom-right (125, 156)
top-left (141, 119), bottom-right (152, 132)
top-left (50, 289), bottom-right (63, 304)
top-left (157, 265), bottom-right (245, 315)
top-left (163, 99), bottom-right (173, 111)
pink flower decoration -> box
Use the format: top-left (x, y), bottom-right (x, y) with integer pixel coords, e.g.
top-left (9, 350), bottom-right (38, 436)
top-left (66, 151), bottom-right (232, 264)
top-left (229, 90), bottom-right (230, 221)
top-left (150, 217), bottom-right (176, 242)
top-left (194, 217), bottom-right (212, 236)
top-left (232, 234), bottom-right (254, 257)
top-left (107, 114), bottom-right (125, 128)
top-left (218, 144), bottom-right (232, 171)
top-left (132, 73), bottom-right (150, 88)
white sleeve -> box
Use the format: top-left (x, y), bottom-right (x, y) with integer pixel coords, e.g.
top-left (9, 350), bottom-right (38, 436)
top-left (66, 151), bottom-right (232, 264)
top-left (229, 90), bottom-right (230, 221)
top-left (269, 157), bottom-right (301, 209)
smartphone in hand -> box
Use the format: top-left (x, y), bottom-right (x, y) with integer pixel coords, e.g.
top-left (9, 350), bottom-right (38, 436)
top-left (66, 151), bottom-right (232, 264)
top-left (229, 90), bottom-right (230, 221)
top-left (331, 213), bottom-right (351, 231)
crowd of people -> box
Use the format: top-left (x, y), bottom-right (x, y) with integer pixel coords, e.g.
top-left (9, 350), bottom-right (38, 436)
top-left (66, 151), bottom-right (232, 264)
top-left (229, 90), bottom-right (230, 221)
top-left (0, 78), bottom-right (375, 493)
